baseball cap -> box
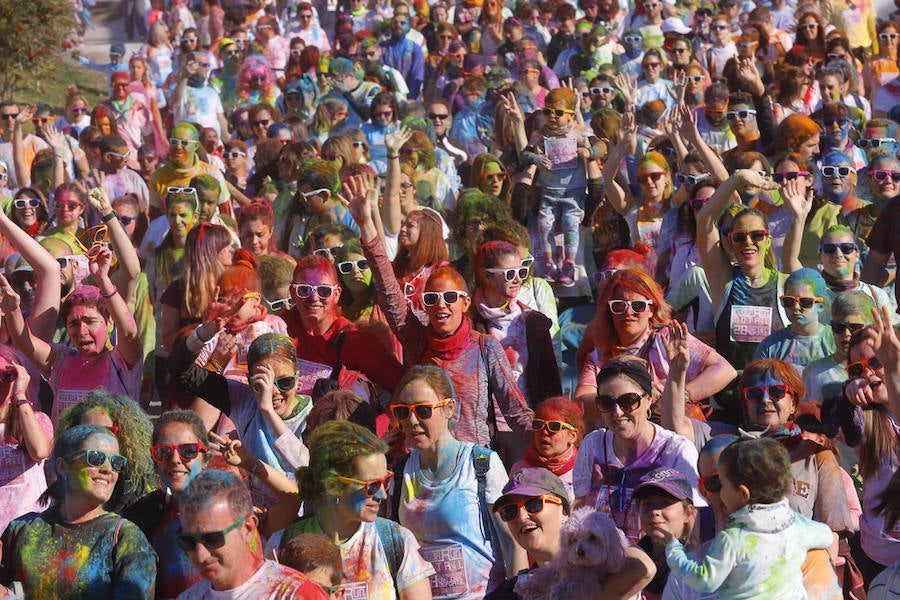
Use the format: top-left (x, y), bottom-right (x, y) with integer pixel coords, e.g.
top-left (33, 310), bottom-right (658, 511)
top-left (662, 17), bottom-right (691, 35)
top-left (633, 467), bottom-right (693, 502)
top-left (110, 43), bottom-right (126, 57)
top-left (5, 253), bottom-right (33, 275)
top-left (495, 468), bottom-right (570, 510)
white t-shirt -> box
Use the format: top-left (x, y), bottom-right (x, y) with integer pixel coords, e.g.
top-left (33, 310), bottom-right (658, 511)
top-left (176, 559), bottom-right (327, 599)
top-left (398, 443), bottom-right (509, 599)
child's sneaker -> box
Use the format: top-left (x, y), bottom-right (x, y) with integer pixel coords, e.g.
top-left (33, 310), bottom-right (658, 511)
top-left (559, 260), bottom-right (575, 287)
top-left (542, 259), bottom-right (558, 282)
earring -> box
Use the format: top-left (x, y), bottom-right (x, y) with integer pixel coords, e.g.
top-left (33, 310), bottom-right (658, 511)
top-left (647, 407), bottom-right (653, 420)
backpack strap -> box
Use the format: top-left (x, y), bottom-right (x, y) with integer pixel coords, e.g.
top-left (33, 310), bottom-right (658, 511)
top-left (477, 333), bottom-right (497, 449)
top-left (390, 452), bottom-right (411, 523)
top-left (472, 444), bottom-right (494, 537)
top-left (374, 517), bottom-right (405, 595)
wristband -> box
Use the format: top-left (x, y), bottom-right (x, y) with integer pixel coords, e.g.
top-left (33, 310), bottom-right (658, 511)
top-left (387, 154), bottom-right (399, 159)
top-left (101, 210), bottom-right (118, 223)
top-left (14, 393), bottom-right (29, 407)
top-left (100, 288), bottom-right (117, 298)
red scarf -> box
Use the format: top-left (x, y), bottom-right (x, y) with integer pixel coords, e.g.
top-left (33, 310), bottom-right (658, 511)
top-left (521, 443), bottom-right (577, 477)
top-left (426, 317), bottom-right (473, 360)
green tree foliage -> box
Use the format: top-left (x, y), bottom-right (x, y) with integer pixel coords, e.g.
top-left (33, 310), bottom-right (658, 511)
top-left (0, 0), bottom-right (78, 100)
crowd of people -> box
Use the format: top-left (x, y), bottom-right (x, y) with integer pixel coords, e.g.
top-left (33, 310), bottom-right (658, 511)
top-left (0, 0), bottom-right (899, 597)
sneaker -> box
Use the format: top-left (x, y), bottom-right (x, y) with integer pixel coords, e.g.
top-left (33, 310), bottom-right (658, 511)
top-left (542, 260), bottom-right (558, 282)
top-left (559, 260), bottom-right (575, 287)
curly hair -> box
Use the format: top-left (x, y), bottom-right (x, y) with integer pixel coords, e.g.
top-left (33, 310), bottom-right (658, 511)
top-left (719, 437), bottom-right (791, 504)
top-left (297, 420), bottom-right (388, 505)
top-left (58, 391), bottom-right (156, 511)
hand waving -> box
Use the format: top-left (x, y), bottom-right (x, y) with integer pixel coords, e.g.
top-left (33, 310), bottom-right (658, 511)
top-left (385, 124), bottom-right (413, 156)
top-left (662, 321), bottom-right (691, 374)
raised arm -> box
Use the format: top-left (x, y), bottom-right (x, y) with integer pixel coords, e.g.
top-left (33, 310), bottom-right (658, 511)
top-left (87, 184), bottom-right (141, 302)
top-left (381, 126), bottom-right (412, 237)
top-left (601, 111), bottom-right (641, 216)
top-left (42, 125), bottom-right (67, 189)
top-left (343, 177), bottom-right (415, 340)
top-left (0, 208), bottom-right (61, 339)
top-left (0, 273), bottom-right (52, 375)
top-left (5, 362), bottom-right (52, 461)
top-left (659, 321), bottom-right (695, 441)
top-left (869, 303), bottom-right (900, 418)
top-left (89, 246), bottom-right (142, 369)
top-left (11, 105), bottom-right (35, 188)
top-left (675, 103), bottom-right (730, 184)
top-left (780, 176), bottom-right (814, 274)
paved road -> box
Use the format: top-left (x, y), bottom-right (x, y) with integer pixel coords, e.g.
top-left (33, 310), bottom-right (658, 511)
top-left (78, 3), bottom-right (142, 64)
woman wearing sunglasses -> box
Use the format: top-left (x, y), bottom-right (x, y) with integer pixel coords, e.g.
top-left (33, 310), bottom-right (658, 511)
top-left (574, 356), bottom-right (704, 543)
top-left (272, 420), bottom-right (436, 598)
top-left (486, 467), bottom-right (655, 600)
top-left (57, 390), bottom-right (155, 516)
top-left (696, 169), bottom-right (791, 386)
top-left (472, 240), bottom-right (560, 411)
top-left (825, 323), bottom-right (900, 587)
top-left (334, 239), bottom-right (400, 360)
top-left (509, 396), bottom-right (584, 503)
top-left (0, 424), bottom-right (156, 599)
top-left (664, 350), bottom-right (855, 538)
top-left (169, 331), bottom-right (312, 506)
top-left (863, 22), bottom-right (900, 101)
top-left (8, 187), bottom-right (50, 238)
top-left (346, 182), bottom-right (534, 458)
top-left (388, 365), bottom-right (526, 597)
top-left (574, 269), bottom-right (734, 427)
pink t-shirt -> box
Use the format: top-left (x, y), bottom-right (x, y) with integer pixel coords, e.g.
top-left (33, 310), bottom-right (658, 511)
top-left (0, 411), bottom-right (53, 533)
top-left (48, 344), bottom-right (142, 427)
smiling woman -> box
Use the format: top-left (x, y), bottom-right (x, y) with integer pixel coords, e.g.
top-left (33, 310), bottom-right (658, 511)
top-left (0, 425), bottom-right (157, 599)
top-left (272, 420), bottom-right (436, 599)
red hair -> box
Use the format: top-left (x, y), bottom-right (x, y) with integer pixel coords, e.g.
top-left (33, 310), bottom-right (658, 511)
top-left (394, 209), bottom-right (449, 278)
top-left (592, 269), bottom-right (672, 359)
top-left (739, 359), bottom-right (804, 423)
top-left (535, 396), bottom-right (586, 446)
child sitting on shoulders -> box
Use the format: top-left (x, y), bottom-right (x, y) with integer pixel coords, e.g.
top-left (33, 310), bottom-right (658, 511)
top-left (665, 437), bottom-right (834, 599)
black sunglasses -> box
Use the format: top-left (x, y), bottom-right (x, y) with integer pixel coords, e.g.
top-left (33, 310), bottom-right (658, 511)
top-left (595, 392), bottom-right (646, 413)
top-left (176, 516), bottom-right (245, 552)
top-left (743, 384), bottom-right (790, 403)
top-left (820, 242), bottom-right (858, 255)
top-left (830, 321), bottom-right (865, 336)
top-left (772, 171), bottom-right (811, 183)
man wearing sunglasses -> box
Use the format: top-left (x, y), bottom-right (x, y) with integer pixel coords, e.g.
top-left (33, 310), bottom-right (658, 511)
top-left (149, 123), bottom-right (229, 218)
top-left (381, 7), bottom-right (425, 100)
top-left (818, 151), bottom-right (862, 212)
top-left (176, 470), bottom-right (328, 598)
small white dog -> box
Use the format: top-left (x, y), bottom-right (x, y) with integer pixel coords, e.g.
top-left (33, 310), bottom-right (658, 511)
top-left (515, 507), bottom-right (630, 600)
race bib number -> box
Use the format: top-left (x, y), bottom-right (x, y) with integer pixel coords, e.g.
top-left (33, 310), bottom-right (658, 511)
top-left (729, 305), bottom-right (773, 343)
top-left (295, 359), bottom-right (332, 395)
top-left (0, 445), bottom-right (26, 488)
top-left (340, 581), bottom-right (369, 600)
top-left (422, 543), bottom-right (469, 598)
top-left (594, 485), bottom-right (641, 543)
top-left (544, 137), bottom-right (579, 170)
top-left (637, 219), bottom-right (662, 251)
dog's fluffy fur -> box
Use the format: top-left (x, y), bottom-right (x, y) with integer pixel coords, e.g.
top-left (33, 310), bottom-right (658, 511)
top-left (514, 507), bottom-right (630, 600)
